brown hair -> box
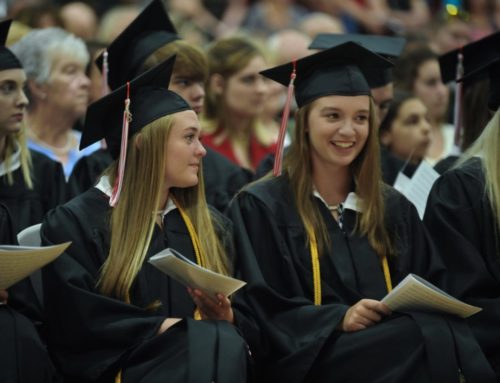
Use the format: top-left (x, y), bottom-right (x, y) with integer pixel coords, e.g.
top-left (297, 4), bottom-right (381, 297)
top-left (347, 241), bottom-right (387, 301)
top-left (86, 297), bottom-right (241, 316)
top-left (284, 97), bottom-right (393, 258)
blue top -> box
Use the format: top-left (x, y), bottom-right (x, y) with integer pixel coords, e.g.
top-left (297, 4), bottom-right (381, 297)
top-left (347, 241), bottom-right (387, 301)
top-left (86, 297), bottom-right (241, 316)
top-left (28, 130), bottom-right (101, 179)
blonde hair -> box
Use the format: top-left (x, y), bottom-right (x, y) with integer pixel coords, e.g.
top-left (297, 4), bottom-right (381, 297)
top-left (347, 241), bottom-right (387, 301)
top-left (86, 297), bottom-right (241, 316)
top-left (457, 108), bottom-right (500, 235)
top-left (284, 97), bottom-right (393, 257)
top-left (98, 114), bottom-right (230, 302)
top-left (2, 126), bottom-right (33, 188)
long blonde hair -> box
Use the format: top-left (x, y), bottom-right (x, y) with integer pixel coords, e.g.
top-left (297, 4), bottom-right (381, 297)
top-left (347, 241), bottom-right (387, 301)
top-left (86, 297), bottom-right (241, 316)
top-left (2, 126), bottom-right (33, 188)
top-left (457, 108), bottom-right (500, 236)
top-left (284, 97), bottom-right (393, 257)
top-left (98, 114), bottom-right (230, 302)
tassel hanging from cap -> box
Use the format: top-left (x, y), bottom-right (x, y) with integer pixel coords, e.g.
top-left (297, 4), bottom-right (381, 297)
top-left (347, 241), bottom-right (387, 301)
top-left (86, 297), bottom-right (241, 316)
top-left (101, 50), bottom-right (110, 97)
top-left (452, 48), bottom-right (464, 153)
top-left (273, 59), bottom-right (297, 176)
top-left (110, 81), bottom-right (132, 207)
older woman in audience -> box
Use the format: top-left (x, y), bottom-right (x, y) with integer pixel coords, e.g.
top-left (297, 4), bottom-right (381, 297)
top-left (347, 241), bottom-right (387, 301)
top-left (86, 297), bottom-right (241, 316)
top-left (11, 27), bottom-right (100, 178)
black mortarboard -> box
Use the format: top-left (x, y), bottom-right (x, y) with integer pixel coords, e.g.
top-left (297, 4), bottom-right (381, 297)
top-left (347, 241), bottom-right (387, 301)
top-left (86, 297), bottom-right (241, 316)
top-left (95, 0), bottom-right (179, 90)
top-left (439, 31), bottom-right (500, 110)
top-left (439, 31), bottom-right (500, 84)
top-left (0, 19), bottom-right (23, 71)
top-left (308, 34), bottom-right (405, 88)
top-left (81, 55), bottom-right (191, 159)
top-left (262, 41), bottom-right (393, 176)
top-left (260, 41), bottom-right (394, 108)
top-left (459, 59), bottom-right (500, 110)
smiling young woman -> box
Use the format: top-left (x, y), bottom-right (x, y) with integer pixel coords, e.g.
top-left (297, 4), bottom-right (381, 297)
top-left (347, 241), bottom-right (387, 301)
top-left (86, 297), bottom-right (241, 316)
top-left (227, 42), bottom-right (496, 382)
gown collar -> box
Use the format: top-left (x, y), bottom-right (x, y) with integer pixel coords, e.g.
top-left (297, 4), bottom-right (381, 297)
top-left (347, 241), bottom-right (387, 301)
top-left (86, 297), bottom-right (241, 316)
top-left (312, 188), bottom-right (363, 213)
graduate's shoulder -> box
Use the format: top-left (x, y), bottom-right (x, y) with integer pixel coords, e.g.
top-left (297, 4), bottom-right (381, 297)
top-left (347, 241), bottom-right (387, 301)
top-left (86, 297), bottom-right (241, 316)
top-left (237, 175), bottom-right (293, 214)
top-left (432, 157), bottom-right (485, 200)
top-left (43, 188), bottom-right (109, 235)
top-left (29, 149), bottom-right (64, 175)
top-left (381, 184), bottom-right (422, 225)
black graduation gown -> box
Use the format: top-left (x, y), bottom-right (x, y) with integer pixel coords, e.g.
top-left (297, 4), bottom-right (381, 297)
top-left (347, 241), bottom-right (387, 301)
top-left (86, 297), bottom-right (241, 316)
top-left (434, 155), bottom-right (459, 175)
top-left (67, 147), bottom-right (252, 211)
top-left (0, 202), bottom-right (15, 243)
top-left (0, 205), bottom-right (59, 383)
top-left (0, 150), bottom-right (67, 234)
top-left (68, 148), bottom-right (113, 197)
top-left (424, 157), bottom-right (500, 376)
top-left (0, 306), bottom-right (59, 383)
top-left (40, 187), bottom-right (249, 383)
top-left (227, 175), bottom-right (495, 383)
top-left (203, 147), bottom-right (253, 212)
top-left (379, 146), bottom-right (418, 186)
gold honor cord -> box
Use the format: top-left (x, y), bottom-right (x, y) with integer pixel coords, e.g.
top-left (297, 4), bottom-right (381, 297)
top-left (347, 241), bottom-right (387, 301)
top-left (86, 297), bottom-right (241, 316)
top-left (172, 197), bottom-right (205, 320)
top-left (307, 225), bottom-right (393, 306)
top-left (307, 227), bottom-right (322, 305)
top-left (115, 199), bottom-right (207, 383)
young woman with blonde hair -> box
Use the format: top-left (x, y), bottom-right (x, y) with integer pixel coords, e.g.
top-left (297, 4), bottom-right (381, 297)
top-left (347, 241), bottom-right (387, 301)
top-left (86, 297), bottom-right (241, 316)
top-left (40, 57), bottom-right (249, 383)
top-left (0, 20), bottom-right (66, 234)
top-left (424, 55), bottom-right (500, 378)
top-left (0, 19), bottom-right (60, 383)
top-left (227, 42), bottom-right (495, 382)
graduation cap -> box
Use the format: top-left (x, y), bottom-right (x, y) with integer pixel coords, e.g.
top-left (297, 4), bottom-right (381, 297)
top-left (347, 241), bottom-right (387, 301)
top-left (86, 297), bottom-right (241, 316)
top-left (440, 31), bottom-right (500, 116)
top-left (308, 33), bottom-right (406, 88)
top-left (95, 0), bottom-right (179, 90)
top-left (260, 41), bottom-right (393, 175)
top-left (459, 58), bottom-right (500, 111)
top-left (0, 19), bottom-right (23, 71)
top-left (439, 31), bottom-right (500, 84)
top-left (81, 55), bottom-right (191, 205)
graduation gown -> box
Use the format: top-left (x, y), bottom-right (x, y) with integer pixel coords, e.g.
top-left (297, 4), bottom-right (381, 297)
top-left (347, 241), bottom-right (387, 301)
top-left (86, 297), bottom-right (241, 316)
top-left (68, 148), bottom-right (113, 197)
top-left (424, 157), bottom-right (500, 376)
top-left (0, 206), bottom-right (58, 383)
top-left (40, 187), bottom-right (249, 383)
top-left (67, 147), bottom-right (251, 212)
top-left (0, 150), bottom-right (67, 234)
top-left (434, 155), bottom-right (459, 175)
top-left (227, 175), bottom-right (495, 383)
top-left (0, 202), bottom-right (15, 243)
top-left (379, 146), bottom-right (418, 186)
top-left (0, 306), bottom-right (59, 383)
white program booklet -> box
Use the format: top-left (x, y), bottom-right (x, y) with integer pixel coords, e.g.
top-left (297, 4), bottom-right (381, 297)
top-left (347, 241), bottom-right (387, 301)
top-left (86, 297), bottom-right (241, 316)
top-left (0, 242), bottom-right (71, 290)
top-left (381, 273), bottom-right (481, 318)
top-left (148, 248), bottom-right (246, 298)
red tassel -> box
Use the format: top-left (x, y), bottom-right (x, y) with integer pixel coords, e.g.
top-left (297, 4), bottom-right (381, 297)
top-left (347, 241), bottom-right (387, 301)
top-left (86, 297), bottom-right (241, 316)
top-left (452, 48), bottom-right (464, 152)
top-left (273, 60), bottom-right (297, 177)
top-left (110, 81), bottom-right (131, 207)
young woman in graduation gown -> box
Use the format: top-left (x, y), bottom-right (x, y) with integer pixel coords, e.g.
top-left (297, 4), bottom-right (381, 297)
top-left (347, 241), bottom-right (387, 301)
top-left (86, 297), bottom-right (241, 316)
top-left (0, 21), bottom-right (66, 235)
top-left (424, 83), bottom-right (500, 376)
top-left (40, 57), bottom-right (250, 383)
top-left (227, 42), bottom-right (495, 383)
top-left (68, 0), bottom-right (252, 212)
